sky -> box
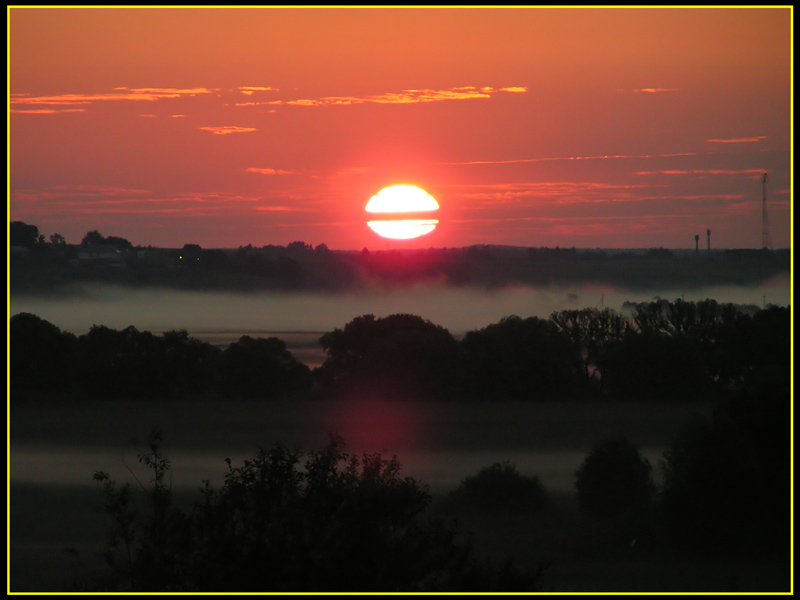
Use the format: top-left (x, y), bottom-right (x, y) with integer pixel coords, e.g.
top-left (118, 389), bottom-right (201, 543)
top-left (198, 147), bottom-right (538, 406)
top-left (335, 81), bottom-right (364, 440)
top-left (9, 7), bottom-right (793, 250)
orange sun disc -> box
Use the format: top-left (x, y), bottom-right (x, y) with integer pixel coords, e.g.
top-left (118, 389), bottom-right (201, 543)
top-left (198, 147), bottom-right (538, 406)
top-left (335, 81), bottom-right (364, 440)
top-left (365, 185), bottom-right (439, 240)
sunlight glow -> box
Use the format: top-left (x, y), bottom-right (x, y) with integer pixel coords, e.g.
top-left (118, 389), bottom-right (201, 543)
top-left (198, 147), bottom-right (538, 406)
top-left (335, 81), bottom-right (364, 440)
top-left (366, 185), bottom-right (440, 239)
top-left (366, 185), bottom-right (439, 214)
top-left (366, 219), bottom-right (439, 240)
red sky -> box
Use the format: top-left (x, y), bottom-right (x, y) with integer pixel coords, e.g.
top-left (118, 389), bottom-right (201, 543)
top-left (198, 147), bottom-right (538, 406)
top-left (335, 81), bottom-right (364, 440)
top-left (9, 7), bottom-right (792, 250)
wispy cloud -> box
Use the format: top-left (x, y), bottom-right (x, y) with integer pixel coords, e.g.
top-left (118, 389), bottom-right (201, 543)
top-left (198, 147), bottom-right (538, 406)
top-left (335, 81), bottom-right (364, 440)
top-left (271, 86), bottom-right (527, 107)
top-left (635, 169), bottom-right (765, 176)
top-left (12, 186), bottom-right (269, 218)
top-left (238, 86), bottom-right (278, 95)
top-left (246, 168), bottom-right (304, 176)
top-left (138, 114), bottom-right (158, 118)
top-left (233, 102), bottom-right (279, 108)
top-left (199, 126), bottom-right (257, 135)
top-left (253, 205), bottom-right (309, 212)
top-left (445, 181), bottom-right (653, 207)
top-left (10, 87), bottom-right (214, 107)
top-left (706, 136), bottom-right (767, 144)
top-left (438, 152), bottom-right (692, 167)
top-left (633, 88), bottom-right (680, 93)
top-left (10, 108), bottom-right (85, 115)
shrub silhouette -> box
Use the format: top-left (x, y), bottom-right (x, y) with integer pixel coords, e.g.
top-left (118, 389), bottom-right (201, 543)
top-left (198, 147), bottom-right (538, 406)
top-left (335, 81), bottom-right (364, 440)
top-left (89, 433), bottom-right (544, 592)
top-left (444, 462), bottom-right (548, 515)
top-left (574, 437), bottom-right (655, 520)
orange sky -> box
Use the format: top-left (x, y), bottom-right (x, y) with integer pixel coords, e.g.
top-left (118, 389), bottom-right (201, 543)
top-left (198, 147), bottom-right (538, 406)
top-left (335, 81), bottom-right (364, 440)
top-left (9, 7), bottom-right (793, 249)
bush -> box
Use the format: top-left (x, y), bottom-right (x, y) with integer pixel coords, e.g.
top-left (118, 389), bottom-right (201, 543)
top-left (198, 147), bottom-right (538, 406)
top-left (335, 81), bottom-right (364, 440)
top-left (444, 462), bottom-right (548, 515)
top-left (574, 437), bottom-right (655, 520)
top-left (88, 433), bottom-right (545, 592)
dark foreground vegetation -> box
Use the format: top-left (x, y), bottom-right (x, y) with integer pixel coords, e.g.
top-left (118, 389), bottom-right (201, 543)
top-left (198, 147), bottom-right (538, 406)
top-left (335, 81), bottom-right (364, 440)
top-left (10, 220), bottom-right (790, 293)
top-left (86, 432), bottom-right (544, 592)
top-left (11, 298), bottom-right (789, 403)
top-left (79, 363), bottom-right (789, 592)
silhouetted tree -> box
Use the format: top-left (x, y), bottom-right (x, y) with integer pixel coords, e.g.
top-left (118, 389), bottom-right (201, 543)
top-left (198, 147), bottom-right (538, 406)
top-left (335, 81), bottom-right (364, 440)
top-left (287, 240), bottom-right (312, 253)
top-left (550, 308), bottom-right (631, 394)
top-left (574, 436), bottom-right (655, 520)
top-left (11, 221), bottom-right (39, 247)
top-left (461, 316), bottom-right (577, 400)
top-left (442, 462), bottom-right (548, 515)
top-left (601, 330), bottom-right (713, 399)
top-left (316, 314), bottom-right (464, 401)
top-left (219, 335), bottom-right (311, 399)
top-left (81, 230), bottom-right (107, 246)
top-left (106, 235), bottom-right (134, 250)
top-left (660, 366), bottom-right (789, 554)
top-left (10, 312), bottom-right (79, 397)
top-left (89, 434), bottom-right (545, 591)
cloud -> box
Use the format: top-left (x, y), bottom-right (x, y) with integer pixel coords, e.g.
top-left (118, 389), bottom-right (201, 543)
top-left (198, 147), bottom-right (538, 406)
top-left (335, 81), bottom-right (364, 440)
top-left (10, 108), bottom-right (85, 115)
top-left (10, 87), bottom-right (214, 107)
top-left (706, 136), bottom-right (767, 144)
top-left (246, 168), bottom-right (304, 176)
top-left (11, 186), bottom-right (267, 219)
top-left (253, 205), bottom-right (308, 212)
top-left (446, 181), bottom-right (653, 208)
top-left (138, 114), bottom-right (158, 118)
top-left (439, 153), bottom-right (670, 166)
top-left (171, 114), bottom-right (187, 118)
top-left (635, 169), bottom-right (765, 176)
top-left (199, 126), bottom-right (257, 135)
top-left (274, 86), bottom-right (527, 107)
top-left (234, 102), bottom-right (280, 107)
top-left (239, 86), bottom-right (278, 94)
top-left (631, 88), bottom-right (681, 93)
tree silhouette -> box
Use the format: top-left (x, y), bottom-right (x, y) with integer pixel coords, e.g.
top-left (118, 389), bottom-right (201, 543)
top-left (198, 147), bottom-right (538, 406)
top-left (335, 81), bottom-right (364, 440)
top-left (549, 308), bottom-right (631, 394)
top-left (461, 315), bottom-right (577, 400)
top-left (219, 335), bottom-right (311, 399)
top-left (10, 312), bottom-right (79, 396)
top-left (316, 314), bottom-right (464, 401)
top-left (574, 436), bottom-right (655, 520)
top-left (443, 461), bottom-right (548, 515)
top-left (89, 433), bottom-right (545, 591)
top-left (11, 221), bottom-right (40, 247)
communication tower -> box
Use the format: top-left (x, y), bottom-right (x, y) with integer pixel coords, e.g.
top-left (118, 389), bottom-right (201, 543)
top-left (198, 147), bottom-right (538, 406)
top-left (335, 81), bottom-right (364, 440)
top-left (762, 173), bottom-right (772, 250)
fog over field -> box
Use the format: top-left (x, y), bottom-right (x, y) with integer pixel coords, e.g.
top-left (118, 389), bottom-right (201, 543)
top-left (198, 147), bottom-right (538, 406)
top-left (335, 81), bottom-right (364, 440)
top-left (10, 275), bottom-right (790, 339)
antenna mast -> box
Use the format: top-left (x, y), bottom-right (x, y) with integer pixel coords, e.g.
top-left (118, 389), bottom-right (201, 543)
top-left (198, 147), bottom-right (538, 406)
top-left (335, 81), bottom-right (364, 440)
top-left (762, 172), bottom-right (772, 250)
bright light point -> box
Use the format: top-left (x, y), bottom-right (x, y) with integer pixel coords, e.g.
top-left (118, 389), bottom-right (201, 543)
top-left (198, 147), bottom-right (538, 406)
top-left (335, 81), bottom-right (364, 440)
top-left (366, 185), bottom-right (439, 214)
top-left (366, 185), bottom-right (439, 239)
top-left (367, 219), bottom-right (439, 240)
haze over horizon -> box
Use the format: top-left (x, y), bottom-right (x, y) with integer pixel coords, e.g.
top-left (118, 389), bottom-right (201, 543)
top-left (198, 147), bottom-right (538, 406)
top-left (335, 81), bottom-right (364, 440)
top-left (10, 7), bottom-right (792, 251)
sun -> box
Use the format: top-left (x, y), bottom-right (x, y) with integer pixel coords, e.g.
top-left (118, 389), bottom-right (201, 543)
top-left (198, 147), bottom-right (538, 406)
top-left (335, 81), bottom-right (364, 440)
top-left (366, 185), bottom-right (439, 240)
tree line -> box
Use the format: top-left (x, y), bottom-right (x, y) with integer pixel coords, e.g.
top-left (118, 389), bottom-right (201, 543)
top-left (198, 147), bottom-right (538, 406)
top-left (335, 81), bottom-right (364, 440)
top-left (10, 298), bottom-right (788, 403)
top-left (12, 219), bottom-right (791, 293)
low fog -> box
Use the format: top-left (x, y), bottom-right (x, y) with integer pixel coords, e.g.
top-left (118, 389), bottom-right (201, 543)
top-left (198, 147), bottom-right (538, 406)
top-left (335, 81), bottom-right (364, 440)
top-left (11, 275), bottom-right (790, 338)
